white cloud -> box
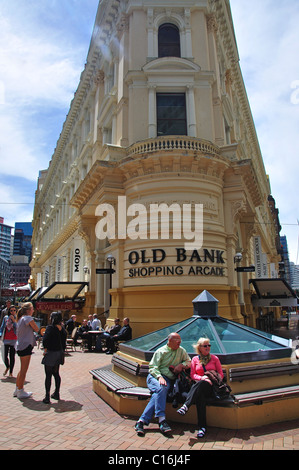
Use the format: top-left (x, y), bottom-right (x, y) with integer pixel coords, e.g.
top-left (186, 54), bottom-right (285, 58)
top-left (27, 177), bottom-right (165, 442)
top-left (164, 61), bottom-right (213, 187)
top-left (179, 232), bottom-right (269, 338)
top-left (0, 112), bottom-right (43, 181)
top-left (0, 2), bottom-right (91, 191)
top-left (0, 180), bottom-right (35, 229)
top-left (0, 0), bottom-right (98, 229)
top-left (0, 13), bottom-right (81, 108)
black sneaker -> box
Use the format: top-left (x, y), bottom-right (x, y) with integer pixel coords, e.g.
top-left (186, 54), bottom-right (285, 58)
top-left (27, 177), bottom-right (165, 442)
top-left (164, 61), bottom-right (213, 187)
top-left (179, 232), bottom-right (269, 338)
top-left (135, 421), bottom-right (145, 436)
top-left (159, 420), bottom-right (172, 435)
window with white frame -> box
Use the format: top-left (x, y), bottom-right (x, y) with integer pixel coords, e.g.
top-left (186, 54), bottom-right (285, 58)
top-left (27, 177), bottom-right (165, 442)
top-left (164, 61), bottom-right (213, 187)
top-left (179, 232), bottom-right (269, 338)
top-left (156, 93), bottom-right (187, 136)
top-left (158, 23), bottom-right (181, 58)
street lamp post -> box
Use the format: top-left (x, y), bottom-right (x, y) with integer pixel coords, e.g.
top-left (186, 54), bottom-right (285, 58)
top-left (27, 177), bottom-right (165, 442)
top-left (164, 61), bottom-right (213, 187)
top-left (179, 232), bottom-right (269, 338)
top-left (106, 255), bottom-right (116, 306)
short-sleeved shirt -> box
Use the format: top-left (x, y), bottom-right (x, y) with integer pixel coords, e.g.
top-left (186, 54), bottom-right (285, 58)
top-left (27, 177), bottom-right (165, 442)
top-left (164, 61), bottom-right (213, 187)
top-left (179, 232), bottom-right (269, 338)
top-left (16, 316), bottom-right (36, 351)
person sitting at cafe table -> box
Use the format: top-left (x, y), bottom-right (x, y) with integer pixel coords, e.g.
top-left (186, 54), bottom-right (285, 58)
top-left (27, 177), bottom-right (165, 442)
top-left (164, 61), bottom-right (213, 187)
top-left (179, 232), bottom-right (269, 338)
top-left (87, 314), bottom-right (93, 328)
top-left (95, 318), bottom-right (121, 352)
top-left (65, 315), bottom-right (77, 335)
top-left (105, 317), bottom-right (132, 354)
top-left (76, 319), bottom-right (92, 351)
top-left (91, 314), bottom-right (101, 330)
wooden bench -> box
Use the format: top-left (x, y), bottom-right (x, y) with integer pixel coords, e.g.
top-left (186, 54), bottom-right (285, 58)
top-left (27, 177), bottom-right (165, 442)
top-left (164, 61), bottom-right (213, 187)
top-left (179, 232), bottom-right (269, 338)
top-left (112, 355), bottom-right (230, 379)
top-left (91, 365), bottom-right (299, 407)
top-left (92, 356), bottom-right (299, 410)
top-left (90, 367), bottom-right (151, 399)
top-left (234, 385), bottom-right (299, 405)
top-left (228, 362), bottom-right (299, 406)
top-left (111, 357), bottom-right (299, 384)
top-left (229, 362), bottom-right (299, 382)
top-left (111, 355), bottom-right (149, 376)
top-left (90, 366), bottom-right (234, 406)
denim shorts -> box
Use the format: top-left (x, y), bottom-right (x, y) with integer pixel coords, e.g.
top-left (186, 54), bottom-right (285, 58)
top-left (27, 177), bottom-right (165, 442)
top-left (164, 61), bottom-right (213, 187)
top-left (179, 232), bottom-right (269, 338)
top-left (17, 344), bottom-right (34, 357)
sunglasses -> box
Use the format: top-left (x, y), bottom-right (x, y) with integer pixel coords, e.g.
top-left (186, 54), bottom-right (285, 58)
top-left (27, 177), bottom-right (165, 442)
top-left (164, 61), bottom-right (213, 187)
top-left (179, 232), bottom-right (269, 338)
top-left (202, 344), bottom-right (211, 348)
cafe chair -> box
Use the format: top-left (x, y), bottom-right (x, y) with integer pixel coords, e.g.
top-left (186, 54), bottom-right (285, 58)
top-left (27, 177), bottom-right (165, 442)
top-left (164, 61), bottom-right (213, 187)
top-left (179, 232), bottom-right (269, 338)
top-left (66, 327), bottom-right (79, 351)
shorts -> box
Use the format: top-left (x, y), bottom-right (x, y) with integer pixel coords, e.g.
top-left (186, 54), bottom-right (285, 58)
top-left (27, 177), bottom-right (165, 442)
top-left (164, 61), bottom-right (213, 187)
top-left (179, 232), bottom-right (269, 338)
top-left (17, 344), bottom-right (34, 357)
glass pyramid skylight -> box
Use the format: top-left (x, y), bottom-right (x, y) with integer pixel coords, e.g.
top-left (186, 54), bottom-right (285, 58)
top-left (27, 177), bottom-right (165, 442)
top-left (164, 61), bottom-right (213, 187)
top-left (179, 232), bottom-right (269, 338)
top-left (120, 291), bottom-right (292, 364)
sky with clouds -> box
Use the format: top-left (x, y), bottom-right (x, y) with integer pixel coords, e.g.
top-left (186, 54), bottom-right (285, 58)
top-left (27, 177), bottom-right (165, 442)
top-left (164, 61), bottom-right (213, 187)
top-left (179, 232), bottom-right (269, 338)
top-left (0, 0), bottom-right (299, 263)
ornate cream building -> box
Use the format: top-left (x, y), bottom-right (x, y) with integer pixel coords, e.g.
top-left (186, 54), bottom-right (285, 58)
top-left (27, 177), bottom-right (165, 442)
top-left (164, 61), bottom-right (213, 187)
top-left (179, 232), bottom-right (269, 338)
top-left (30, 0), bottom-right (281, 336)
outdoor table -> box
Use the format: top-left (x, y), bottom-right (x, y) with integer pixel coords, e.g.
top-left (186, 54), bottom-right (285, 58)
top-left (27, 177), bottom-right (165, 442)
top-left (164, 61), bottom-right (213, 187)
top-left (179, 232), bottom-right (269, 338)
top-left (87, 330), bottom-right (104, 349)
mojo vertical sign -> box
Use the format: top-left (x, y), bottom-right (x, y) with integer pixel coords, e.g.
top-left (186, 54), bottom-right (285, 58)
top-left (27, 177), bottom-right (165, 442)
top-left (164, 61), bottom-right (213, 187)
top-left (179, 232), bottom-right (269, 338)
top-left (73, 239), bottom-right (84, 281)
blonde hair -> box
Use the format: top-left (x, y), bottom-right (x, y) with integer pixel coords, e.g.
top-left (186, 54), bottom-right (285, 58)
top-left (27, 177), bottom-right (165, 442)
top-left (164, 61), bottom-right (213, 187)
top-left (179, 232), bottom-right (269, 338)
top-left (193, 337), bottom-right (211, 355)
top-left (17, 302), bottom-right (33, 320)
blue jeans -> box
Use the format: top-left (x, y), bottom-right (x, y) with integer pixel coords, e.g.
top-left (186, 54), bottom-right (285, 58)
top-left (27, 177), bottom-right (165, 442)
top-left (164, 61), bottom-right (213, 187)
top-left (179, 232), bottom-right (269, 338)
top-left (140, 374), bottom-right (172, 424)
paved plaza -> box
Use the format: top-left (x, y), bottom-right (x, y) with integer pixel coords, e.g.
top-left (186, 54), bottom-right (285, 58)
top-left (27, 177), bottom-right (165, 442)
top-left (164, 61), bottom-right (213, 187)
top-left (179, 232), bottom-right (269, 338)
top-left (1, 328), bottom-right (299, 453)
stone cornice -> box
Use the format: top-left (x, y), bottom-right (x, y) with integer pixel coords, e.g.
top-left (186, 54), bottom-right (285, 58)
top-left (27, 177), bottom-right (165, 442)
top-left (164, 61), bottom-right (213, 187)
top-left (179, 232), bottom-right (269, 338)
top-left (231, 159), bottom-right (263, 208)
top-left (70, 159), bottom-right (120, 210)
top-left (31, 215), bottom-right (80, 268)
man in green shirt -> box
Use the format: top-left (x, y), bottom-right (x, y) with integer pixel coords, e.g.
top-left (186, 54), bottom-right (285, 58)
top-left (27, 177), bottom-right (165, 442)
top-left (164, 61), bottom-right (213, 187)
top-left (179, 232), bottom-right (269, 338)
top-left (135, 332), bottom-right (191, 436)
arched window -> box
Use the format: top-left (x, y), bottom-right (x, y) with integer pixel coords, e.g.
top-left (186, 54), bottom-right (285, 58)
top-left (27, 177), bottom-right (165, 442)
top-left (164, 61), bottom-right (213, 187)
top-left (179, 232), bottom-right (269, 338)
top-left (158, 23), bottom-right (181, 58)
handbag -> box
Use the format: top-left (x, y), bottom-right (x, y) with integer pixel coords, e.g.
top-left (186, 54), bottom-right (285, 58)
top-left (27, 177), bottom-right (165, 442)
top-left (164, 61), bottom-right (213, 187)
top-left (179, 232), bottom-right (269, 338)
top-left (202, 364), bottom-right (231, 400)
top-left (167, 366), bottom-right (192, 407)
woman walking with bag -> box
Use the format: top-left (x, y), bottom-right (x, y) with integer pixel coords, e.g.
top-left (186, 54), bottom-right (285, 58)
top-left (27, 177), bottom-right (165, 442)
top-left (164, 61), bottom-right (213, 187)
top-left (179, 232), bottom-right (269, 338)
top-left (0, 305), bottom-right (18, 377)
top-left (15, 302), bottom-right (39, 399)
top-left (177, 337), bottom-right (224, 439)
top-left (42, 312), bottom-right (67, 404)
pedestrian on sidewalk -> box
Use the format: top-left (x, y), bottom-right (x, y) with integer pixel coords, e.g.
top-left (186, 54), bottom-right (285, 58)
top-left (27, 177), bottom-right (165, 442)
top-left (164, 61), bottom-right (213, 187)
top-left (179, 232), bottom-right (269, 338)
top-left (42, 312), bottom-right (67, 404)
top-left (14, 302), bottom-right (39, 399)
top-left (135, 332), bottom-right (191, 436)
top-left (0, 305), bottom-right (18, 377)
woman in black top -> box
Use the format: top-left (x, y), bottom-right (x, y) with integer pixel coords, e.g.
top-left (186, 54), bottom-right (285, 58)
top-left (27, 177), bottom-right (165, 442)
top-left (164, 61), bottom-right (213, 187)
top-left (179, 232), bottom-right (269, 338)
top-left (42, 312), bottom-right (67, 404)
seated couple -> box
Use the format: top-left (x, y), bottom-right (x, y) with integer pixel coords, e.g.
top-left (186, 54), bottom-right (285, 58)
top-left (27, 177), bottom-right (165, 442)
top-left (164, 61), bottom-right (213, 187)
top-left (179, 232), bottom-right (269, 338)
top-left (135, 335), bottom-right (223, 439)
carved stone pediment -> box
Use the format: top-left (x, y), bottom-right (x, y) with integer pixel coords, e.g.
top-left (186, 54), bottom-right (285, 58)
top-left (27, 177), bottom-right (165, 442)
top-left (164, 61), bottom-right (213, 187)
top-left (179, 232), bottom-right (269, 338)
top-left (143, 57), bottom-right (201, 75)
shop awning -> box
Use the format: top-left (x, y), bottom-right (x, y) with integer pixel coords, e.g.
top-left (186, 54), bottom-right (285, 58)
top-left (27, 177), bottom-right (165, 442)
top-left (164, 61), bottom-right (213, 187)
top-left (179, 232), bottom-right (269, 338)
top-left (249, 278), bottom-right (298, 308)
top-left (28, 282), bottom-right (89, 311)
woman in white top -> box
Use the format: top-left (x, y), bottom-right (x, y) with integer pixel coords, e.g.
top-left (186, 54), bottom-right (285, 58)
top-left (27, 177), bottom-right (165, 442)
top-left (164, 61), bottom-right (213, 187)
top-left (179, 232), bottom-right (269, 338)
top-left (15, 302), bottom-right (39, 399)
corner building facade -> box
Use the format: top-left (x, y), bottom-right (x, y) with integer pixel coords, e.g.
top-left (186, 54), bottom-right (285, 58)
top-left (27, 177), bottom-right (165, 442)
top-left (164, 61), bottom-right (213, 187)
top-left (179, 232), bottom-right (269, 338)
top-left (31, 0), bottom-right (280, 337)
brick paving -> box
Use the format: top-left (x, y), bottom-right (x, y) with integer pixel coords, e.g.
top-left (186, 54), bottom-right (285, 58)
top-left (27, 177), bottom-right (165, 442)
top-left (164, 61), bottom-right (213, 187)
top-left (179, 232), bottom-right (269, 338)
top-left (1, 338), bottom-right (299, 452)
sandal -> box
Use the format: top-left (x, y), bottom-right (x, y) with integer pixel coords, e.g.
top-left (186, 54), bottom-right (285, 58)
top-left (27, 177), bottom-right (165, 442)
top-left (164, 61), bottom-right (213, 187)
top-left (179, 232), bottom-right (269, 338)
top-left (197, 427), bottom-right (206, 438)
